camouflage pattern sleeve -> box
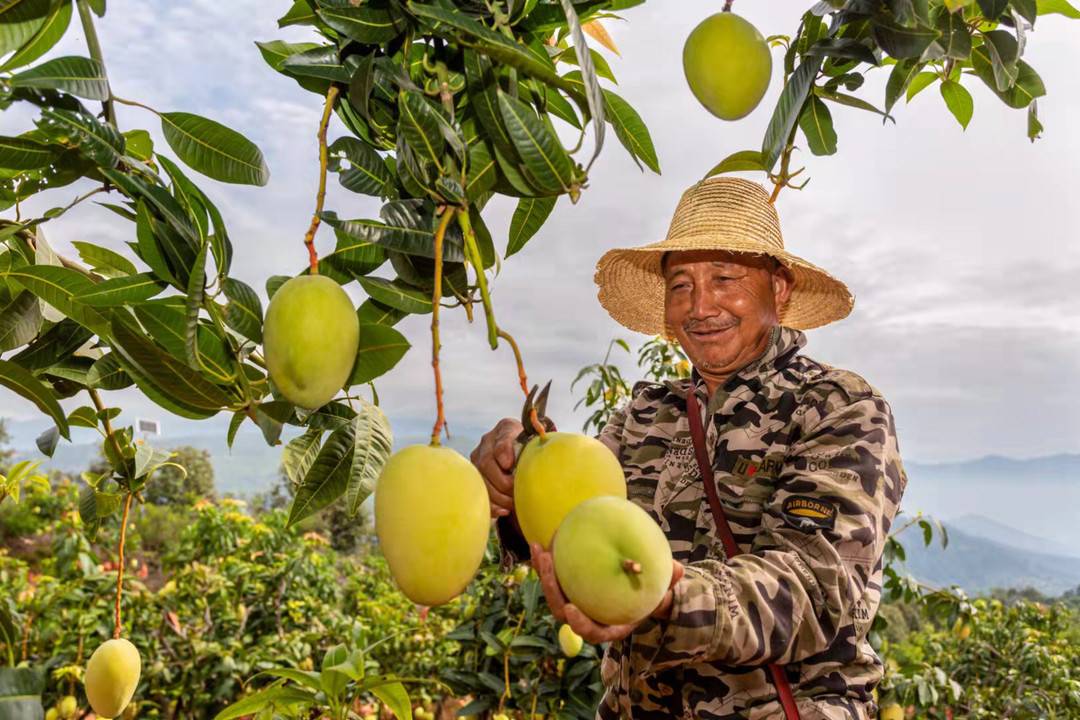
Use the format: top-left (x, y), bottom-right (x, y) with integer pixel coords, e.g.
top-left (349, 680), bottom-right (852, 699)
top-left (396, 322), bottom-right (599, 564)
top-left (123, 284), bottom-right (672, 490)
top-left (643, 378), bottom-right (906, 671)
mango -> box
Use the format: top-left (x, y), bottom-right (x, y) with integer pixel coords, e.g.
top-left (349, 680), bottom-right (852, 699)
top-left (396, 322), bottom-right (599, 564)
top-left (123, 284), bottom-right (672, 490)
top-left (375, 444), bottom-right (490, 606)
top-left (558, 624), bottom-right (583, 657)
top-left (552, 496), bottom-right (673, 626)
top-left (84, 637), bottom-right (141, 719)
top-left (879, 704), bottom-right (904, 720)
top-left (45, 710), bottom-right (59, 720)
top-left (683, 12), bottom-right (772, 120)
top-left (514, 432), bottom-right (626, 549)
top-left (57, 696), bottom-right (77, 718)
top-left (264, 274), bottom-right (359, 410)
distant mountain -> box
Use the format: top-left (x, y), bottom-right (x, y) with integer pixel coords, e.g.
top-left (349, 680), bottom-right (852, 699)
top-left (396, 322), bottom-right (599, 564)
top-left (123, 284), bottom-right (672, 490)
top-left (899, 522), bottom-right (1080, 597)
top-left (947, 514), bottom-right (1080, 560)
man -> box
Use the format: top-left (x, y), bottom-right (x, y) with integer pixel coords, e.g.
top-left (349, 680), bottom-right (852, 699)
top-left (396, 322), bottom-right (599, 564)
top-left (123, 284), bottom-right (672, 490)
top-left (471, 177), bottom-right (907, 719)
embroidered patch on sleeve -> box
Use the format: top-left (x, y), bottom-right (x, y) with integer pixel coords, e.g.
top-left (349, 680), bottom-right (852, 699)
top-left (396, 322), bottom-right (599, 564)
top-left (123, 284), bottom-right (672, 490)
top-left (781, 495), bottom-right (837, 532)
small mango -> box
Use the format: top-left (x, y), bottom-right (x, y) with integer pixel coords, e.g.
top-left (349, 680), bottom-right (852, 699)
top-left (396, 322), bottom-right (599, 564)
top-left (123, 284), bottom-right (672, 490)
top-left (558, 624), bottom-right (584, 658)
top-left (85, 637), bottom-right (141, 719)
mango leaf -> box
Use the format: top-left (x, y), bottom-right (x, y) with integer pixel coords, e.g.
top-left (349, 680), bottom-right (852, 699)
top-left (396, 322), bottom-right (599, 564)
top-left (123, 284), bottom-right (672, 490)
top-left (0, 0), bottom-right (73, 73)
top-left (397, 90), bottom-right (445, 168)
top-left (222, 278), bottom-right (262, 343)
top-left (0, 290), bottom-right (43, 351)
top-left (3, 265), bottom-right (111, 337)
top-left (282, 429), bottom-right (323, 486)
top-left (761, 56), bottom-right (822, 171)
top-left (36, 425), bottom-right (59, 457)
top-left (602, 89), bottom-right (658, 174)
top-left (9, 55), bottom-right (109, 100)
top-left (0, 0), bottom-right (53, 57)
top-left (255, 39), bottom-right (321, 71)
top-left (907, 71), bottom-right (939, 101)
top-left (72, 241), bottom-right (137, 278)
top-left (134, 301), bottom-right (234, 384)
top-left (977, 0), bottom-right (1009, 18)
top-left (463, 51), bottom-right (515, 155)
top-left (356, 276), bottom-right (432, 314)
top-left (183, 240), bottom-right (208, 367)
top-left (557, 0), bottom-right (604, 165)
top-left (798, 95), bottom-right (838, 156)
top-left (156, 155), bottom-right (233, 276)
top-left (317, 3), bottom-right (406, 43)
top-left (345, 400), bottom-right (392, 516)
top-left (349, 323), bottom-right (410, 385)
top-left (160, 112), bottom-right (270, 186)
top-left (506, 196), bottom-right (556, 257)
top-left (9, 319), bottom-right (91, 371)
top-left (871, 20), bottom-right (940, 59)
top-left (67, 405), bottom-right (98, 429)
top-left (356, 298), bottom-right (405, 326)
top-left (816, 89), bottom-right (893, 121)
top-left (971, 46), bottom-right (1045, 108)
top-left (72, 272), bottom-right (165, 306)
top-left (1037, 0), bottom-right (1080, 17)
top-left (329, 136), bottom-right (392, 197)
top-left (278, 0), bottom-right (316, 27)
top-left (980, 30), bottom-right (1019, 91)
top-left (804, 38), bottom-right (879, 65)
top-left (40, 107), bottom-right (124, 168)
top-left (498, 90), bottom-right (574, 195)
top-left (0, 136), bottom-right (58, 170)
top-left (939, 80), bottom-right (974, 129)
top-left (369, 681), bottom-right (412, 720)
top-left (704, 150), bottom-right (767, 177)
top-left (1027, 101), bottom-right (1043, 141)
top-left (86, 352), bottom-right (132, 390)
top-left (281, 45), bottom-right (349, 82)
top-left (931, 6), bottom-right (972, 60)
top-left (0, 359), bottom-right (70, 439)
top-left (212, 685), bottom-right (316, 720)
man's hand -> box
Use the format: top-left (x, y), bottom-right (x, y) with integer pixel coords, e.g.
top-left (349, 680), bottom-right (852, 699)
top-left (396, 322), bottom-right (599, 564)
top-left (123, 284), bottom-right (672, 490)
top-left (469, 418), bottom-right (524, 518)
top-left (530, 541), bottom-right (685, 644)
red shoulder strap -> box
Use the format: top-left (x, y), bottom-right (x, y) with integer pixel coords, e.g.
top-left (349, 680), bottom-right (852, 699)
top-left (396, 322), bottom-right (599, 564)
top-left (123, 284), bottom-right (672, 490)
top-left (685, 390), bottom-right (801, 720)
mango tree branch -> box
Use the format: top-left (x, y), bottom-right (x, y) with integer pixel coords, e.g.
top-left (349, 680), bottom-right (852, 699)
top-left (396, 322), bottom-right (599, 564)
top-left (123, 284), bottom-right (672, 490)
top-left (429, 207), bottom-right (457, 446)
top-left (113, 492), bottom-right (134, 639)
top-left (76, 0), bottom-right (116, 127)
top-left (457, 210), bottom-right (497, 349)
top-left (304, 85), bottom-right (341, 274)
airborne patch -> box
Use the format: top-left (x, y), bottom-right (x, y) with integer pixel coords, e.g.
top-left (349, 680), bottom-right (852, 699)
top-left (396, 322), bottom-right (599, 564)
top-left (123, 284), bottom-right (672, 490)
top-left (781, 495), bottom-right (837, 533)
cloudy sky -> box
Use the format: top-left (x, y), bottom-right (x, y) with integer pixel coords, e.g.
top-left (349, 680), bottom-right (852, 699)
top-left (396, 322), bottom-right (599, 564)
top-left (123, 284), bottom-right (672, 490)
top-left (3, 0), bottom-right (1079, 464)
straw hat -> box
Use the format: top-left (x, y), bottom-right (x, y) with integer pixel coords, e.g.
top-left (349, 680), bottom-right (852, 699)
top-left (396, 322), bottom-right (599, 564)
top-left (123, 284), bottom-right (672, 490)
top-left (594, 176), bottom-right (854, 335)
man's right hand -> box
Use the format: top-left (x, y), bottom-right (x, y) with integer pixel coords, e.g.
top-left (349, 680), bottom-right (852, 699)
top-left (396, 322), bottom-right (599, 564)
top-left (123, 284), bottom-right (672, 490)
top-left (470, 418), bottom-right (524, 518)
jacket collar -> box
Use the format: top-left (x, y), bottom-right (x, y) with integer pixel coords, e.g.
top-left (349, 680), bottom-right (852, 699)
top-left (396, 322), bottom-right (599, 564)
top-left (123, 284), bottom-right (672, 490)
top-left (669, 325), bottom-right (807, 403)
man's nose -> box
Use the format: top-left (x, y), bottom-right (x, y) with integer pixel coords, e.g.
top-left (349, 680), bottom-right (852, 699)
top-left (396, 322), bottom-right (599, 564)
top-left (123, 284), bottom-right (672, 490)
top-left (688, 284), bottom-right (715, 319)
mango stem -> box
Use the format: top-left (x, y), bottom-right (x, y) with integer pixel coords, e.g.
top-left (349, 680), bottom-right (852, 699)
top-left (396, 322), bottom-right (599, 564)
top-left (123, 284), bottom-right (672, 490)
top-left (303, 85), bottom-right (340, 274)
top-left (622, 559), bottom-right (642, 575)
top-left (429, 207), bottom-right (457, 446)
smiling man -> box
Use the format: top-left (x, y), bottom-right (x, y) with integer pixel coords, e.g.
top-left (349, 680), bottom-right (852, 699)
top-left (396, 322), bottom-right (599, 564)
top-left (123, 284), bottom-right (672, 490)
top-left (470, 177), bottom-right (908, 719)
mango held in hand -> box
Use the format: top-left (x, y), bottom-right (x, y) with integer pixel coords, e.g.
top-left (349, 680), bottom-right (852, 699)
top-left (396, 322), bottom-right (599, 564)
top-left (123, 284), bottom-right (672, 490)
top-left (264, 274), bottom-right (359, 410)
top-left (683, 12), bottom-right (772, 120)
top-left (375, 445), bottom-right (490, 606)
top-left (514, 432), bottom-right (626, 549)
top-left (558, 624), bottom-right (584, 657)
top-left (84, 637), bottom-right (141, 719)
top-left (553, 496), bottom-right (673, 626)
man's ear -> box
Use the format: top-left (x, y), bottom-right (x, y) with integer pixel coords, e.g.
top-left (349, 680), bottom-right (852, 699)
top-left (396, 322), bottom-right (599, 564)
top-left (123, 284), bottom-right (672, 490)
top-left (772, 264), bottom-right (795, 307)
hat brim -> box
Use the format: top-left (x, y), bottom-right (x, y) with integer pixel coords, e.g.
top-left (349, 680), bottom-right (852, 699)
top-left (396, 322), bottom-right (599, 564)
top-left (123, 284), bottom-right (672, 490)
top-left (594, 236), bottom-right (854, 335)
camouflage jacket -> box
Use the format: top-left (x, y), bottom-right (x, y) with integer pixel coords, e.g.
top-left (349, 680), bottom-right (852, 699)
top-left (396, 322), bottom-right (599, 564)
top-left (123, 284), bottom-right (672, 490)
top-left (587, 325), bottom-right (908, 720)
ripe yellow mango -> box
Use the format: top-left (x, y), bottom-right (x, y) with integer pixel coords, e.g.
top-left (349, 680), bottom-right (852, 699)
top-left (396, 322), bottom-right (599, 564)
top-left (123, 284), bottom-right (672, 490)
top-left (552, 496), bottom-right (673, 626)
top-left (514, 432), bottom-right (626, 549)
top-left (375, 445), bottom-right (490, 606)
top-left (879, 704), bottom-right (904, 720)
top-left (84, 637), bottom-right (141, 719)
top-left (683, 12), bottom-right (772, 120)
top-left (264, 275), bottom-right (359, 410)
top-left (57, 696), bottom-right (77, 719)
top-left (558, 624), bottom-right (583, 657)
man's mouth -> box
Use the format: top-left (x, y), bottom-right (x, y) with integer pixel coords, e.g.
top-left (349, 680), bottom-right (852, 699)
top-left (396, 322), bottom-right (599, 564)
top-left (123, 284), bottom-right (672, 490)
top-left (687, 324), bottom-right (737, 342)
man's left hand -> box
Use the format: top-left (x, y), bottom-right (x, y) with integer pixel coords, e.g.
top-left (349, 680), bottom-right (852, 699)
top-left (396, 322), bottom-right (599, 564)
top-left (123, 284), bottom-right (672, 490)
top-left (530, 542), bottom-right (685, 644)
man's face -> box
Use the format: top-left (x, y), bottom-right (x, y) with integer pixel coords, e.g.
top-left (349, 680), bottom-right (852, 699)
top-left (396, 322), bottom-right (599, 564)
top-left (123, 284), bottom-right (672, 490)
top-left (663, 250), bottom-right (794, 381)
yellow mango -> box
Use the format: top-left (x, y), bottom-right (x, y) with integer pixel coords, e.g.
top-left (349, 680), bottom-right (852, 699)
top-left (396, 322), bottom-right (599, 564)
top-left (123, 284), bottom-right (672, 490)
top-left (84, 638), bottom-right (141, 719)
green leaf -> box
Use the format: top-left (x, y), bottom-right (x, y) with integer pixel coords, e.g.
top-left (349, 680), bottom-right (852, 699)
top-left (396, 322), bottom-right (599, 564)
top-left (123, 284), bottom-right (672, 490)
top-left (872, 20), bottom-right (940, 59)
top-left (761, 56), bottom-right (822, 171)
top-left (108, 317), bottom-right (229, 414)
top-left (9, 55), bottom-right (109, 100)
top-left (349, 323), bottom-right (409, 385)
top-left (72, 240), bottom-right (137, 278)
top-left (939, 80), bottom-right (974, 129)
top-left (463, 51), bottom-right (514, 155)
top-left (506, 196), bottom-right (556, 257)
top-left (67, 405), bottom-right (98, 429)
top-left (72, 272), bottom-right (164, 306)
top-left (212, 685), bottom-right (316, 720)
top-left (798, 95), bottom-right (838, 156)
top-left (976, 0), bottom-right (1009, 19)
top-left (86, 352), bottom-right (132, 390)
top-left (344, 400), bottom-right (392, 516)
top-left (40, 107), bottom-right (124, 168)
top-left (557, 0), bottom-right (605, 165)
top-left (329, 136), bottom-right (391, 197)
top-left (160, 112), bottom-right (270, 186)
top-left (0, 290), bottom-right (42, 351)
top-left (1013, 0), bottom-right (1039, 22)
top-left (36, 425), bottom-right (59, 456)
top-left (1027, 101), bottom-right (1043, 141)
top-left (497, 90), bottom-right (575, 195)
top-left (397, 90), bottom-right (445, 168)
top-left (356, 275), bottom-right (432, 314)
top-left (317, 3), bottom-right (405, 43)
top-left (971, 46), bottom-right (1045, 108)
top-left (0, 136), bottom-right (58, 170)
top-left (704, 150), bottom-right (767, 177)
top-left (184, 240), bottom-right (208, 367)
top-left (3, 264), bottom-right (111, 337)
top-left (1037, 0), bottom-right (1080, 17)
top-left (0, 358), bottom-right (70, 438)
top-left (817, 89), bottom-right (893, 121)
top-left (254, 39), bottom-right (321, 71)
top-left (602, 89), bottom-right (658, 174)
top-left (134, 301), bottom-right (234, 384)
top-left (9, 319), bottom-right (91, 371)
top-left (278, 0), bottom-right (315, 27)
top-left (370, 682), bottom-right (412, 720)
top-left (0, 0), bottom-right (52, 57)
top-left (931, 6), bottom-right (972, 60)
top-left (0, 0), bottom-right (73, 72)
top-left (222, 278), bottom-right (262, 343)
top-left (281, 45), bottom-right (349, 82)
top-left (980, 30), bottom-right (1019, 91)
top-left (356, 298), bottom-right (405, 326)
top-left (282, 429), bottom-right (323, 486)
top-left (804, 38), bottom-right (879, 65)
top-left (907, 71), bottom-right (938, 101)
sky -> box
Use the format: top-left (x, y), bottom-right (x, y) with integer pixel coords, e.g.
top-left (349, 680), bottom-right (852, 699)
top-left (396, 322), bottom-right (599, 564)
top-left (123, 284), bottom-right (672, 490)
top-left (2, 0), bottom-right (1079, 464)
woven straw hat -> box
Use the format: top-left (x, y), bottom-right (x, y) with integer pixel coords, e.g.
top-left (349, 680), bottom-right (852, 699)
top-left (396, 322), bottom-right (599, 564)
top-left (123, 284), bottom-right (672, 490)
top-left (594, 176), bottom-right (854, 335)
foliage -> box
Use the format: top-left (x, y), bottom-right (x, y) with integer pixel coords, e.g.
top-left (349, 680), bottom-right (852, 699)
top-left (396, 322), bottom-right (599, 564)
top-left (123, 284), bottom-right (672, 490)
top-left (141, 445), bottom-right (215, 506)
top-left (440, 541), bottom-right (603, 719)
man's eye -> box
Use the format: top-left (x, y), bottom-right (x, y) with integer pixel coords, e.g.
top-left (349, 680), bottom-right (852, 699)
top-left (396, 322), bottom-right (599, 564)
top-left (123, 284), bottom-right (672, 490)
top-left (670, 283), bottom-right (689, 291)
